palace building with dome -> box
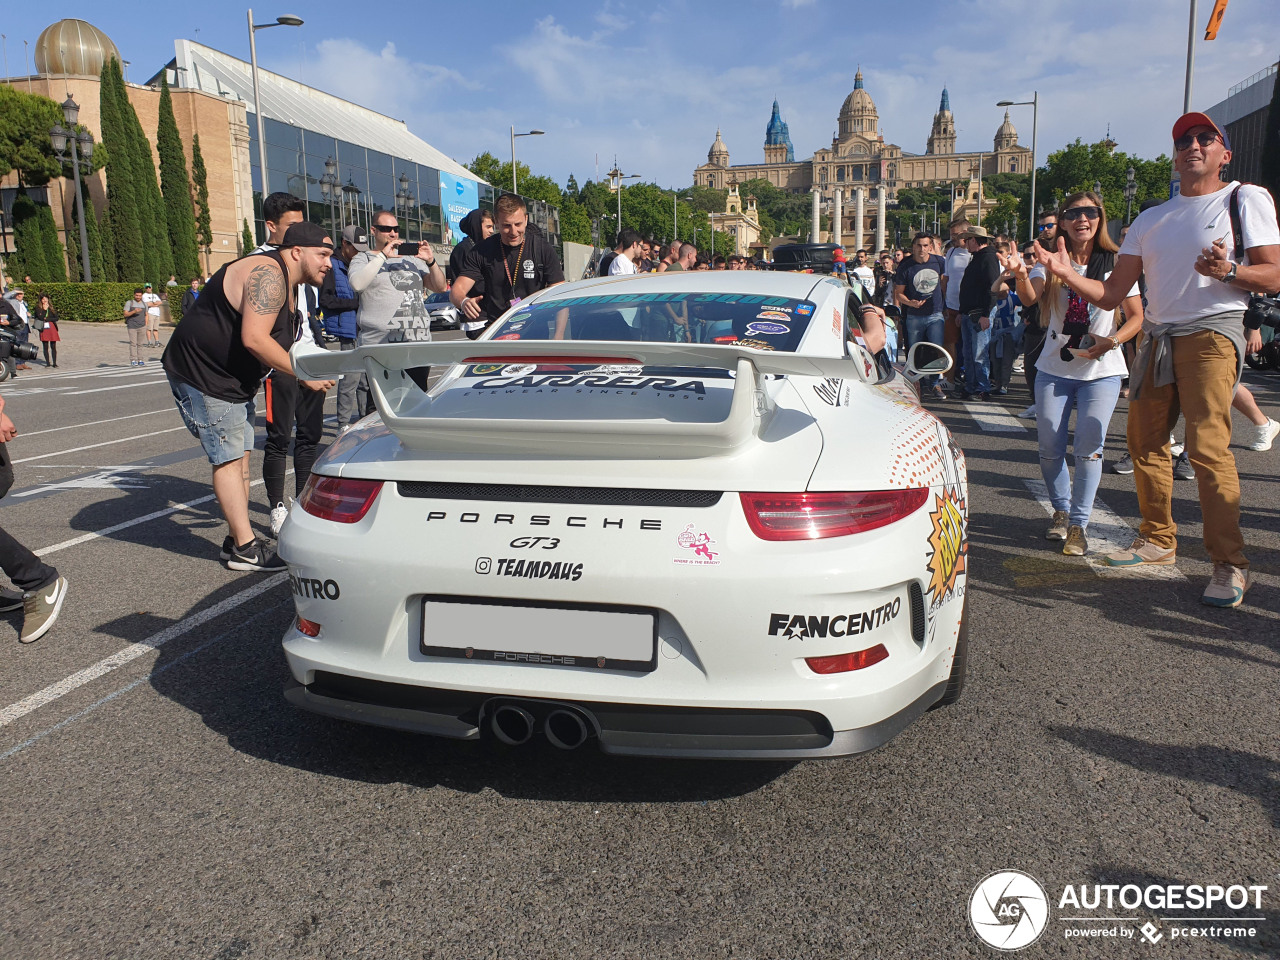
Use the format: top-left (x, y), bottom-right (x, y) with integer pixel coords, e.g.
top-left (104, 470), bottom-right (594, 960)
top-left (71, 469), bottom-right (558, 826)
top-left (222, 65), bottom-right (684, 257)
top-left (693, 71), bottom-right (1032, 247)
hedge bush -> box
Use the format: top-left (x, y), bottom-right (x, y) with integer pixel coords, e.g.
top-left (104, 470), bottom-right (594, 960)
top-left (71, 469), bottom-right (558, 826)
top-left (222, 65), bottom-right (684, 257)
top-left (9, 282), bottom-right (186, 323)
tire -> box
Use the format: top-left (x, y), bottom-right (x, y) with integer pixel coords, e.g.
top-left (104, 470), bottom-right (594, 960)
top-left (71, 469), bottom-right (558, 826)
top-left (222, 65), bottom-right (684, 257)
top-left (932, 593), bottom-right (969, 708)
top-left (0, 361), bottom-right (11, 383)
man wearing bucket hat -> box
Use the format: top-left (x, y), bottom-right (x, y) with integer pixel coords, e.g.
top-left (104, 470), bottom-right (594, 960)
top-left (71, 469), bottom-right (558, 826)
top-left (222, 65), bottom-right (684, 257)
top-left (956, 224), bottom-right (1003, 400)
top-left (1034, 111), bottom-right (1280, 608)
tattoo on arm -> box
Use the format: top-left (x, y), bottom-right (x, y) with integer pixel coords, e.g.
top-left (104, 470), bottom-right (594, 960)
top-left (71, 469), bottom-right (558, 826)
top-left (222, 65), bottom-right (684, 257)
top-left (245, 265), bottom-right (286, 315)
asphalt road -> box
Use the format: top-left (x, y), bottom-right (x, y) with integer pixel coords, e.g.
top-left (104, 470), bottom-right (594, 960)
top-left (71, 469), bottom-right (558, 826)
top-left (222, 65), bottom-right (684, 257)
top-left (1, 322), bottom-right (1277, 959)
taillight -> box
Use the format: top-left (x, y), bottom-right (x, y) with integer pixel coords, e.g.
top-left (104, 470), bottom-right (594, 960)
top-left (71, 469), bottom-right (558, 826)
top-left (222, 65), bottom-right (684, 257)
top-left (298, 475), bottom-right (382, 523)
top-left (806, 644), bottom-right (889, 674)
top-left (296, 616), bottom-right (322, 637)
top-left (740, 488), bottom-right (928, 540)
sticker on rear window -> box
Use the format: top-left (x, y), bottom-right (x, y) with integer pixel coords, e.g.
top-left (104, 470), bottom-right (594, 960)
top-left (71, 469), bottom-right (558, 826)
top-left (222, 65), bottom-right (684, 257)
top-left (745, 321), bottom-right (789, 336)
top-left (755, 311), bottom-right (790, 322)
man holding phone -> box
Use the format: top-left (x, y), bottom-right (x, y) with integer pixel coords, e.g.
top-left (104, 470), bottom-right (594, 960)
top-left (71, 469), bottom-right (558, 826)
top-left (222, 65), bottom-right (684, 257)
top-left (349, 210), bottom-right (447, 349)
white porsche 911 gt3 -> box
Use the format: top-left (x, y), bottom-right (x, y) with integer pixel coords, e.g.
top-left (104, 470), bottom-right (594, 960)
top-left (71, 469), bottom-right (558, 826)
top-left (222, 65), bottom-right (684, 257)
top-left (280, 271), bottom-right (968, 758)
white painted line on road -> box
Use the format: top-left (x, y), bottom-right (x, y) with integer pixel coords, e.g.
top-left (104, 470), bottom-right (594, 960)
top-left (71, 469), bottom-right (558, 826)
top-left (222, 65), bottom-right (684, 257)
top-left (964, 400), bottom-right (1027, 432)
top-left (1023, 479), bottom-right (1186, 580)
top-left (62, 378), bottom-right (169, 397)
top-left (20, 408), bottom-right (172, 438)
top-left (0, 579), bottom-right (287, 731)
top-left (33, 473), bottom-right (288, 558)
top-left (0, 601), bottom-right (291, 762)
top-left (12, 426), bottom-right (188, 464)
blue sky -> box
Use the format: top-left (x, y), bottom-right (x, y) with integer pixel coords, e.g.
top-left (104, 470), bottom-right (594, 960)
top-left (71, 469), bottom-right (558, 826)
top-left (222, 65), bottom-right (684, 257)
top-left (5, 1), bottom-right (1279, 190)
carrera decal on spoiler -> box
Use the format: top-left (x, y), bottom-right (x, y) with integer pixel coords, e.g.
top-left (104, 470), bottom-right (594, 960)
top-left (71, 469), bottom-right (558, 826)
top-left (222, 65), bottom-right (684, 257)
top-left (467, 373), bottom-right (708, 394)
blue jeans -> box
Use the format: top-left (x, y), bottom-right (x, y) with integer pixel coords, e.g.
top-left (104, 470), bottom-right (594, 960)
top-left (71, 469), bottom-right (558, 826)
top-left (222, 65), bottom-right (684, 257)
top-left (904, 312), bottom-right (944, 385)
top-left (960, 312), bottom-right (991, 394)
top-left (170, 376), bottom-right (257, 466)
top-left (1034, 372), bottom-right (1123, 528)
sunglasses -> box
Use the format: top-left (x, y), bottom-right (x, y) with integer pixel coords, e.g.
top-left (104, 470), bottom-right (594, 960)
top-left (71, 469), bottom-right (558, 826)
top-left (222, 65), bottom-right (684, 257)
top-left (372, 223), bottom-right (399, 233)
top-left (1060, 206), bottom-right (1101, 222)
top-left (1174, 131), bottom-right (1221, 152)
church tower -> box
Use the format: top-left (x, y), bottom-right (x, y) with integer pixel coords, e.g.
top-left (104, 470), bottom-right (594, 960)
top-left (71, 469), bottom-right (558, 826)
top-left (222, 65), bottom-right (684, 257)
top-left (707, 128), bottom-right (730, 167)
top-left (763, 100), bottom-right (795, 164)
top-left (994, 110), bottom-right (1018, 151)
top-left (926, 87), bottom-right (956, 155)
top-left (837, 68), bottom-right (879, 140)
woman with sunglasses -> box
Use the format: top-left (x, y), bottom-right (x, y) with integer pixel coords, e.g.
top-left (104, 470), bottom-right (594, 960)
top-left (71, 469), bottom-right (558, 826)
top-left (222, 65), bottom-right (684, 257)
top-left (1001, 192), bottom-right (1143, 556)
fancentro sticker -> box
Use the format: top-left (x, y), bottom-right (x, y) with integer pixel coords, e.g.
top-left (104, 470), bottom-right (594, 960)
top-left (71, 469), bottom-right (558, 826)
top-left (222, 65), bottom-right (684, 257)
top-left (745, 321), bottom-right (789, 336)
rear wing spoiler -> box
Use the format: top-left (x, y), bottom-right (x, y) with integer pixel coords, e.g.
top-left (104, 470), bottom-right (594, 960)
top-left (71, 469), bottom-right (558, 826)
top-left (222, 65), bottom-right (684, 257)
top-left (292, 339), bottom-right (869, 458)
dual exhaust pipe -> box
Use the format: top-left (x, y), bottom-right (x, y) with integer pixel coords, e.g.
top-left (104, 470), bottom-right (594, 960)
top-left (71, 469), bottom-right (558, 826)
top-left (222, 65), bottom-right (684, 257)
top-left (490, 703), bottom-right (592, 750)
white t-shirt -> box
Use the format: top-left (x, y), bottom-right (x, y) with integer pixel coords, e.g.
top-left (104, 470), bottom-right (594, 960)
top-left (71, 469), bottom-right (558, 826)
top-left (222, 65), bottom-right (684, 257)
top-left (1032, 262), bottom-right (1137, 380)
top-left (1119, 181), bottom-right (1280, 326)
top-left (943, 245), bottom-right (971, 310)
top-left (851, 265), bottom-right (875, 296)
top-left (142, 291), bottom-right (162, 317)
top-left (608, 252), bottom-right (637, 276)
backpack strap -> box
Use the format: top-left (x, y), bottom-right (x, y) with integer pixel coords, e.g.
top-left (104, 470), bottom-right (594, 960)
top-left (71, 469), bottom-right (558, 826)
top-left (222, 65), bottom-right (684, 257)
top-left (1229, 185), bottom-right (1244, 261)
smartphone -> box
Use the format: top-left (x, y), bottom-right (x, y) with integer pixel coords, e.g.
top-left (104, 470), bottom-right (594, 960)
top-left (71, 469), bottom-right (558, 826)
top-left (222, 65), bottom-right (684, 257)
top-left (396, 241), bottom-right (421, 256)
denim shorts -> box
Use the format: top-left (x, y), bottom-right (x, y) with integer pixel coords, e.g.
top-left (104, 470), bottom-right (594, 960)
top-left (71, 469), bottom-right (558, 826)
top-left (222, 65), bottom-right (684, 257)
top-left (170, 376), bottom-right (256, 466)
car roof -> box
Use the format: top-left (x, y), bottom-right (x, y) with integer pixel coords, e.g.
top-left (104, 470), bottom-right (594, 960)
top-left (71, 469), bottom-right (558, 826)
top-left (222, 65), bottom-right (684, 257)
top-left (529, 269), bottom-right (831, 306)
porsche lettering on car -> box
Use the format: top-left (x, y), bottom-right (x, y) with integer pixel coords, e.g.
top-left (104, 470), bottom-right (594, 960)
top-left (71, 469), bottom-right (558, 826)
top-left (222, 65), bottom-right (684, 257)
top-left (280, 271), bottom-right (968, 758)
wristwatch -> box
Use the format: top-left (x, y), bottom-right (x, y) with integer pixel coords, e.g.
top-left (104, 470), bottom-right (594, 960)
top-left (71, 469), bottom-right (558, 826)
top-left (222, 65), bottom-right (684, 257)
top-left (1220, 262), bottom-right (1238, 284)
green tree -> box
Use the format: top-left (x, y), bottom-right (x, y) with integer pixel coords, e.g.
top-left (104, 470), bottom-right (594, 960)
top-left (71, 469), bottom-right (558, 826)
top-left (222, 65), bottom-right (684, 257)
top-left (110, 61), bottom-right (173, 285)
top-left (156, 77), bottom-right (200, 281)
top-left (564, 173), bottom-right (580, 200)
top-left (8, 194), bottom-right (50, 281)
top-left (76, 179), bottom-right (109, 283)
top-left (0, 86), bottom-right (63, 186)
top-left (99, 58), bottom-right (145, 281)
top-left (40, 204), bottom-right (68, 282)
top-left (241, 219), bottom-right (254, 256)
top-left (559, 200), bottom-right (592, 246)
top-left (191, 133), bottom-right (213, 276)
top-left (1037, 139), bottom-right (1171, 222)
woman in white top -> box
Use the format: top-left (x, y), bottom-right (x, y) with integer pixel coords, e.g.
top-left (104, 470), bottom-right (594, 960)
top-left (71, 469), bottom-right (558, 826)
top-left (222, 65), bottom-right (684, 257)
top-left (1001, 192), bottom-right (1144, 556)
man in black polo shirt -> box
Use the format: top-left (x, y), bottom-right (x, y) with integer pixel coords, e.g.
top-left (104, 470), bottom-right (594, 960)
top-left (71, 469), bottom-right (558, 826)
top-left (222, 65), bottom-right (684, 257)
top-left (450, 194), bottom-right (564, 335)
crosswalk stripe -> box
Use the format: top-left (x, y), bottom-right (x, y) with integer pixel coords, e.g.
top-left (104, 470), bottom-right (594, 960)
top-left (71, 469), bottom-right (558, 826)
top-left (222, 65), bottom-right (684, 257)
top-left (1023, 479), bottom-right (1186, 580)
top-left (962, 400), bottom-right (1027, 432)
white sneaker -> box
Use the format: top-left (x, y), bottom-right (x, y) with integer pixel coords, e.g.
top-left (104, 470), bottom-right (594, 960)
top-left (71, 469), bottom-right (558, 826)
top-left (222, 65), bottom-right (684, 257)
top-left (1016, 404), bottom-right (1036, 419)
top-left (1242, 417), bottom-right (1280, 452)
top-left (270, 501), bottom-right (289, 537)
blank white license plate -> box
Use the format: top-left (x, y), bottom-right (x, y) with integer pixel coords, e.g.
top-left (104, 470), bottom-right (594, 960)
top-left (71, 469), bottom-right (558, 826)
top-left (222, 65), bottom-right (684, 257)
top-left (421, 596), bottom-right (657, 671)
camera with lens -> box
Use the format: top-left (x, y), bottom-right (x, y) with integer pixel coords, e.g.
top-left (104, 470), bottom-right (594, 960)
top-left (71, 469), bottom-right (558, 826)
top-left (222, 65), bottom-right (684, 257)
top-left (1243, 293), bottom-right (1280, 331)
top-left (0, 326), bottom-right (39, 364)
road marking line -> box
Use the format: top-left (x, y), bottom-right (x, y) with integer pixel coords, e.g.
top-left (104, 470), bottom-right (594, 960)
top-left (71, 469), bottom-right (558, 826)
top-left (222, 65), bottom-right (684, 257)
top-left (0, 602), bottom-right (290, 762)
top-left (1023, 479), bottom-right (1186, 579)
top-left (33, 473), bottom-right (287, 557)
top-left (12, 426), bottom-right (189, 464)
top-left (62, 378), bottom-right (169, 396)
top-left (0, 585), bottom-right (287, 732)
top-left (19, 408), bottom-right (173, 438)
top-left (964, 400), bottom-right (1027, 432)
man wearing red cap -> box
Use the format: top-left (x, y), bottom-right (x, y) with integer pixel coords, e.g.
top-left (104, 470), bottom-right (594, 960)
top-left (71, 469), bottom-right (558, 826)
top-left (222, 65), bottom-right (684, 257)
top-left (1035, 112), bottom-right (1280, 608)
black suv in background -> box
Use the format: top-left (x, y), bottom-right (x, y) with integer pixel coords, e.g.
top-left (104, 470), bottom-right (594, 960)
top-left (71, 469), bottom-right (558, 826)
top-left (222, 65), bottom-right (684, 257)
top-left (768, 243), bottom-right (842, 272)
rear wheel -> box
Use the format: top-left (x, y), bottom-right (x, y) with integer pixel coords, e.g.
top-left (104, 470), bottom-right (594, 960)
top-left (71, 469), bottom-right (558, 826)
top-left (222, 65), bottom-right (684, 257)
top-left (932, 594), bottom-right (969, 708)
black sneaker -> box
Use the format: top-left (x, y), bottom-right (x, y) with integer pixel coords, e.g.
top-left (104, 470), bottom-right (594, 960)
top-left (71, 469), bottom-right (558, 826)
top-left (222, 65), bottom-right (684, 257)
top-left (218, 536), bottom-right (234, 561)
top-left (0, 587), bottom-right (24, 612)
top-left (1112, 454), bottom-right (1134, 475)
top-left (980, 391), bottom-right (992, 402)
top-left (1173, 451), bottom-right (1195, 481)
top-left (226, 538), bottom-right (287, 572)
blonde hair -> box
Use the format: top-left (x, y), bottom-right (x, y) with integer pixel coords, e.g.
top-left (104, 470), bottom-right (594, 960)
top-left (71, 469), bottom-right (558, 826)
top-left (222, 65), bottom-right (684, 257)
top-left (1043, 191), bottom-right (1117, 306)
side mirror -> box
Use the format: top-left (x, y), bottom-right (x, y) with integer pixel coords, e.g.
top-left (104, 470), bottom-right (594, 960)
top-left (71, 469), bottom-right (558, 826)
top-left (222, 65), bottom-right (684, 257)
top-left (845, 338), bottom-right (877, 382)
top-left (904, 341), bottom-right (953, 383)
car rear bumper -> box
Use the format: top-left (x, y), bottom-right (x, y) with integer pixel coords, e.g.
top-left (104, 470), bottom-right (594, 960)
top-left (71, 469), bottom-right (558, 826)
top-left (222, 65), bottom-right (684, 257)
top-left (283, 672), bottom-right (947, 759)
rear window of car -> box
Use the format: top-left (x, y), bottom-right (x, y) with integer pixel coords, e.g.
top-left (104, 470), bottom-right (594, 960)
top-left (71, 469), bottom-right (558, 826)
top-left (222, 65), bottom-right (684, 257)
top-left (486, 292), bottom-right (817, 351)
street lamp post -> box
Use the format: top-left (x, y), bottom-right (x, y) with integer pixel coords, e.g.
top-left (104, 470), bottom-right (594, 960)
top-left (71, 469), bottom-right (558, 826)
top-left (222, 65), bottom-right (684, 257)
top-left (247, 9), bottom-right (304, 197)
top-left (49, 95), bottom-right (94, 283)
top-left (341, 177), bottom-right (362, 231)
top-left (510, 127), bottom-right (544, 195)
top-left (606, 164), bottom-right (640, 237)
top-left (997, 92), bottom-right (1038, 241)
top-left (319, 156), bottom-right (339, 233)
top-left (395, 172), bottom-right (415, 235)
top-left (1123, 166), bottom-right (1137, 225)
top-left (675, 194), bottom-right (692, 243)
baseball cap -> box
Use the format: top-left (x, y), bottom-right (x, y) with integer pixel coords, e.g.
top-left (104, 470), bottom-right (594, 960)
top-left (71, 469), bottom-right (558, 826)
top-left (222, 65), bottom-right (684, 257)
top-left (279, 222), bottom-right (334, 250)
top-left (143, 282), bottom-right (152, 288)
top-left (341, 224), bottom-right (368, 251)
top-left (1171, 112), bottom-right (1232, 151)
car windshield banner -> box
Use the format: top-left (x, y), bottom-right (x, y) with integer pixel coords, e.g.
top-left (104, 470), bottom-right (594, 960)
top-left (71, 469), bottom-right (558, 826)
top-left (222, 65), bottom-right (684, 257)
top-left (486, 293), bottom-right (817, 351)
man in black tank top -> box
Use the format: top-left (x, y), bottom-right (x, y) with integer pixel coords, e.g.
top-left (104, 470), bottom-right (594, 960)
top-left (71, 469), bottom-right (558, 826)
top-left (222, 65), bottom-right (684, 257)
top-left (163, 222), bottom-right (335, 572)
